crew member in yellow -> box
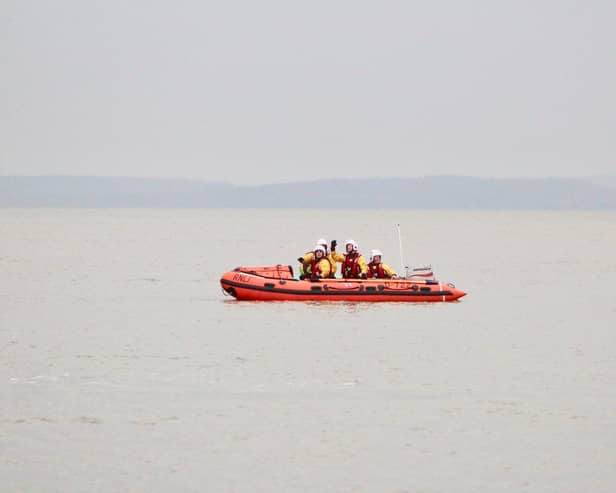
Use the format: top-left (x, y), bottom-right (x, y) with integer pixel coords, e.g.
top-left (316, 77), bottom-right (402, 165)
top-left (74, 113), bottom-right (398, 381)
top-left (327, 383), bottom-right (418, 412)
top-left (299, 245), bottom-right (331, 280)
top-left (331, 239), bottom-right (368, 279)
top-left (297, 238), bottom-right (337, 278)
top-left (367, 249), bottom-right (398, 279)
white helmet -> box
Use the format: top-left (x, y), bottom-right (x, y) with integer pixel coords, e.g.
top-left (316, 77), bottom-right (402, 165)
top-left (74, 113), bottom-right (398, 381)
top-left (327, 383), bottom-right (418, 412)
top-left (316, 238), bottom-right (327, 247)
top-left (345, 239), bottom-right (358, 252)
top-left (370, 249), bottom-right (383, 262)
top-left (314, 245), bottom-right (326, 255)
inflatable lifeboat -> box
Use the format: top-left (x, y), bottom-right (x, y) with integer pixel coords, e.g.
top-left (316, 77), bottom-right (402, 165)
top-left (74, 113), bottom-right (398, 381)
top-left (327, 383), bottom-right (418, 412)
top-left (220, 265), bottom-right (466, 302)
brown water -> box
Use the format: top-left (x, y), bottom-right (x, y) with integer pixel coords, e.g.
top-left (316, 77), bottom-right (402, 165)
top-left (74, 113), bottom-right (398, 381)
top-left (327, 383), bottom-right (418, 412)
top-left (1, 209), bottom-right (615, 492)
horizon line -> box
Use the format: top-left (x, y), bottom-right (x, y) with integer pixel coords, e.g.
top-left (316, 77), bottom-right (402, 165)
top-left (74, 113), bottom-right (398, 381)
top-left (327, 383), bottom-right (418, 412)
top-left (2, 173), bottom-right (614, 187)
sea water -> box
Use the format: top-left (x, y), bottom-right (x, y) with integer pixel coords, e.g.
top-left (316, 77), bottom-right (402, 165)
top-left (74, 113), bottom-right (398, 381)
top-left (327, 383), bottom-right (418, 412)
top-left (1, 209), bottom-right (615, 492)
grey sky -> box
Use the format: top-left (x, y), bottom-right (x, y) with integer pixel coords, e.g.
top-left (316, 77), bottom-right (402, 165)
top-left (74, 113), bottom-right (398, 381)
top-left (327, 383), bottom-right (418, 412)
top-left (2, 0), bottom-right (615, 185)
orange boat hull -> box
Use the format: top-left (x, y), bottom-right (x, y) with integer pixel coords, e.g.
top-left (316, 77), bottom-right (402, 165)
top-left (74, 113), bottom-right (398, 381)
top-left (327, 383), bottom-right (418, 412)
top-left (220, 266), bottom-right (466, 302)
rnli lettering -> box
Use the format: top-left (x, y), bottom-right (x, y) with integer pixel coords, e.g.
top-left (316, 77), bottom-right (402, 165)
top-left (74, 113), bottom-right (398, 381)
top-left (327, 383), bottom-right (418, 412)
top-left (232, 273), bottom-right (252, 283)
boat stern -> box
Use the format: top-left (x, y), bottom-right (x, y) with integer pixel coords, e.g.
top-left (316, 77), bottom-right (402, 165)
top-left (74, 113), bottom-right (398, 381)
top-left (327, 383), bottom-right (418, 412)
top-left (447, 284), bottom-right (467, 301)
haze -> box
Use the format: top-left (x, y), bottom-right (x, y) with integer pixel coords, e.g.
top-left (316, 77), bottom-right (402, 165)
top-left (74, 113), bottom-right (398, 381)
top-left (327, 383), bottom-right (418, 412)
top-left (2, 1), bottom-right (615, 185)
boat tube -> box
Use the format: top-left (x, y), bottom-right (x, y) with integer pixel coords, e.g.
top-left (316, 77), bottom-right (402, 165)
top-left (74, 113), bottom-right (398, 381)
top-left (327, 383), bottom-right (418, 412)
top-left (220, 265), bottom-right (466, 302)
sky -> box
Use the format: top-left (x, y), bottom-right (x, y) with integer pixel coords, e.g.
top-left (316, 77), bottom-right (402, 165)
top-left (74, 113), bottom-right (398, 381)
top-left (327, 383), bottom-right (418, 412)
top-left (2, 0), bottom-right (615, 185)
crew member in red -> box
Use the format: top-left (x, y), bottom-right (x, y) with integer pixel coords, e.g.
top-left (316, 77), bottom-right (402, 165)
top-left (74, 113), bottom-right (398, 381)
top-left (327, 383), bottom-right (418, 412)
top-left (298, 238), bottom-right (337, 278)
top-left (299, 245), bottom-right (331, 280)
top-left (332, 239), bottom-right (368, 279)
top-left (367, 249), bottom-right (397, 279)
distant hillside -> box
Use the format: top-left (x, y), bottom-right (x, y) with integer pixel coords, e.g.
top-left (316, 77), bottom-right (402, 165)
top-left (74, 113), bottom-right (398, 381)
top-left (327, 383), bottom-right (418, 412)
top-left (0, 176), bottom-right (237, 208)
top-left (241, 176), bottom-right (616, 209)
top-left (585, 175), bottom-right (616, 191)
top-left (1, 175), bottom-right (615, 209)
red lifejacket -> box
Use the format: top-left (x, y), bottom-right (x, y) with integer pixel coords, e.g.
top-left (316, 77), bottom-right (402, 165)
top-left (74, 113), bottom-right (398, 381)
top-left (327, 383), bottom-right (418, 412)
top-left (367, 261), bottom-right (386, 279)
top-left (305, 256), bottom-right (333, 278)
top-left (306, 258), bottom-right (322, 277)
top-left (342, 253), bottom-right (361, 278)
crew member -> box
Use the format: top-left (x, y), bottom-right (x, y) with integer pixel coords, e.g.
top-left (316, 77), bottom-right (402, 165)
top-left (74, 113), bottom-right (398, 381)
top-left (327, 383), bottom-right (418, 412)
top-left (299, 245), bottom-right (331, 280)
top-left (298, 238), bottom-right (337, 278)
top-left (367, 249), bottom-right (397, 279)
top-left (332, 239), bottom-right (368, 279)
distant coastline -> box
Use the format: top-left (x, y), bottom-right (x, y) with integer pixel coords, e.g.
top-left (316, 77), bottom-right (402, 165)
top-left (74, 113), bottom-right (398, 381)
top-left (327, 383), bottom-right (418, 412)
top-left (1, 175), bottom-right (615, 209)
